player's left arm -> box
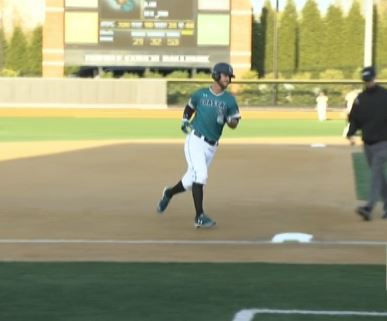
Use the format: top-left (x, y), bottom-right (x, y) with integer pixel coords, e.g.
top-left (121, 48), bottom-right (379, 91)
top-left (226, 98), bottom-right (241, 129)
top-left (227, 117), bottom-right (239, 129)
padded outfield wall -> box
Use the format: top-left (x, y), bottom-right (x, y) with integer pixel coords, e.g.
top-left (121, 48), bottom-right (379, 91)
top-left (0, 78), bottom-right (167, 108)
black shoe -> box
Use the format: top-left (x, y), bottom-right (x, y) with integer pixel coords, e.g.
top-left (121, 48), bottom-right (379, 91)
top-left (356, 206), bottom-right (372, 221)
top-left (382, 212), bottom-right (387, 219)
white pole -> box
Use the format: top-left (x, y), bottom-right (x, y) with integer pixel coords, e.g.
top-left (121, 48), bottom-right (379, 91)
top-left (364, 0), bottom-right (374, 67)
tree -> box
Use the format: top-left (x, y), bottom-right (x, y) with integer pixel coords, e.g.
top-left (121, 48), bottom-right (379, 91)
top-left (5, 26), bottom-right (29, 75)
top-left (262, 0), bottom-right (274, 75)
top-left (298, 0), bottom-right (325, 74)
top-left (323, 5), bottom-right (345, 71)
top-left (27, 26), bottom-right (42, 76)
top-left (251, 15), bottom-right (265, 77)
top-left (278, 0), bottom-right (298, 75)
top-left (0, 27), bottom-right (7, 71)
top-left (342, 1), bottom-right (364, 74)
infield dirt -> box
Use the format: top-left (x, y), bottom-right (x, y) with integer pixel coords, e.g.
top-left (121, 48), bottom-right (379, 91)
top-left (0, 142), bottom-right (385, 264)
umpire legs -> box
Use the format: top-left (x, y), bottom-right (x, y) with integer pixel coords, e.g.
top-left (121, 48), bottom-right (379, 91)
top-left (364, 141), bottom-right (387, 212)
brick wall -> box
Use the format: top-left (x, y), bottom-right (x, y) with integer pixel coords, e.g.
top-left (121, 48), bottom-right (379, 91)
top-left (230, 0), bottom-right (252, 77)
top-left (42, 0), bottom-right (64, 77)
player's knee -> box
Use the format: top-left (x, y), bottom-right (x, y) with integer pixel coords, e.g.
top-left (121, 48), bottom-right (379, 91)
top-left (181, 176), bottom-right (193, 190)
top-left (194, 174), bottom-right (208, 185)
top-left (182, 182), bottom-right (192, 190)
top-left (182, 170), bottom-right (207, 187)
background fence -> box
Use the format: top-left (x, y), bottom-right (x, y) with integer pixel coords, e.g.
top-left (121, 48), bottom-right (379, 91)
top-left (168, 79), bottom-right (376, 108)
top-left (0, 78), bottom-right (385, 109)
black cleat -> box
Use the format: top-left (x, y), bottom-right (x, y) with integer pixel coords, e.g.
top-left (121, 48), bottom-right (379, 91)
top-left (157, 187), bottom-right (171, 214)
top-left (356, 206), bottom-right (372, 221)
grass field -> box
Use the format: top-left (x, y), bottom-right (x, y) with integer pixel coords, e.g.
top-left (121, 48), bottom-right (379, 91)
top-left (0, 118), bottom-right (345, 141)
top-left (0, 263), bottom-right (386, 321)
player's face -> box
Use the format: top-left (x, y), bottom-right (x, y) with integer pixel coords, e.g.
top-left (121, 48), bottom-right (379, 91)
top-left (364, 79), bottom-right (376, 89)
top-left (218, 73), bottom-right (231, 89)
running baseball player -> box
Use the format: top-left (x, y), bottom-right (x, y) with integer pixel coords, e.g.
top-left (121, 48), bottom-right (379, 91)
top-left (156, 62), bottom-right (241, 228)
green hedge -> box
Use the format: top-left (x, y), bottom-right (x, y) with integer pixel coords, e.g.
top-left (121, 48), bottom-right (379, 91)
top-left (167, 82), bottom-right (362, 107)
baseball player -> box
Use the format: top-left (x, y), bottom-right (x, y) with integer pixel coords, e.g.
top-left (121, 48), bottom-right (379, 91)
top-left (156, 62), bottom-right (241, 228)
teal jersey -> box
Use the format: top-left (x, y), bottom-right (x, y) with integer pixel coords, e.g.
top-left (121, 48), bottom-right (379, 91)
top-left (188, 87), bottom-right (240, 141)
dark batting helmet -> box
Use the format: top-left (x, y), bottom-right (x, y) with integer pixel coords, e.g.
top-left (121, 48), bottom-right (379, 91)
top-left (211, 62), bottom-right (235, 81)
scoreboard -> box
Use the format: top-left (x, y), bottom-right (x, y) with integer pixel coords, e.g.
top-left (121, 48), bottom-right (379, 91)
top-left (64, 0), bottom-right (231, 68)
top-left (99, 0), bottom-right (197, 49)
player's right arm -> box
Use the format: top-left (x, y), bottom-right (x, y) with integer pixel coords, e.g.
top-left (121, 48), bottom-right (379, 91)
top-left (181, 89), bottom-right (202, 134)
top-left (181, 92), bottom-right (199, 134)
top-left (181, 104), bottom-right (195, 134)
top-left (183, 104), bottom-right (195, 121)
top-left (346, 97), bottom-right (360, 144)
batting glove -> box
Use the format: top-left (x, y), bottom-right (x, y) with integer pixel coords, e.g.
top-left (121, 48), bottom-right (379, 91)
top-left (181, 119), bottom-right (192, 134)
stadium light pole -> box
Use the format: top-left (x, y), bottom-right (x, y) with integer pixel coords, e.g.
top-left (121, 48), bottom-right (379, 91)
top-left (364, 0), bottom-right (374, 67)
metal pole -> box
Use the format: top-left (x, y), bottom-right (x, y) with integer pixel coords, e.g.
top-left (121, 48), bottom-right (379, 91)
top-left (364, 0), bottom-right (374, 66)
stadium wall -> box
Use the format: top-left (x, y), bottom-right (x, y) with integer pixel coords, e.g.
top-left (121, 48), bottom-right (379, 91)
top-left (0, 78), bottom-right (167, 108)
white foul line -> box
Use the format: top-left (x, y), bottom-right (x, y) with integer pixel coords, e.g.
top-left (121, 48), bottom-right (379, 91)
top-left (232, 308), bottom-right (387, 321)
top-left (0, 239), bottom-right (386, 246)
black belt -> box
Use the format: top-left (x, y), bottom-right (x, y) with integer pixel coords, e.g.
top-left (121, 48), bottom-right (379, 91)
top-left (193, 130), bottom-right (218, 146)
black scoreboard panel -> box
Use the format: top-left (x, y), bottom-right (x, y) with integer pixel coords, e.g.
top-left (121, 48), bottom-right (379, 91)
top-left (99, 0), bottom-right (196, 49)
top-left (64, 0), bottom-right (231, 68)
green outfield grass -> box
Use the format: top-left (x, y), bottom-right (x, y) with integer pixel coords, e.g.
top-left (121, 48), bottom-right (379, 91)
top-left (0, 118), bottom-right (345, 141)
top-left (0, 262), bottom-right (385, 321)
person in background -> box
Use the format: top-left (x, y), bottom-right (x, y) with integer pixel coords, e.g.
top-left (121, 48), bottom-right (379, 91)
top-left (347, 66), bottom-right (387, 221)
top-left (315, 90), bottom-right (328, 121)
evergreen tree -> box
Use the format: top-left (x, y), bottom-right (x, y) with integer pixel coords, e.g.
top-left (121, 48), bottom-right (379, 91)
top-left (251, 17), bottom-right (265, 76)
top-left (323, 5), bottom-right (345, 71)
top-left (6, 26), bottom-right (29, 75)
top-left (278, 0), bottom-right (298, 75)
top-left (342, 1), bottom-right (364, 75)
top-left (27, 26), bottom-right (42, 76)
top-left (0, 28), bottom-right (7, 71)
top-left (262, 0), bottom-right (274, 75)
top-left (298, 0), bottom-right (324, 74)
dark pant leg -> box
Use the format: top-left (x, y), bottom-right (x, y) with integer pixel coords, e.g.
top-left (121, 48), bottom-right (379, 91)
top-left (364, 142), bottom-right (387, 209)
